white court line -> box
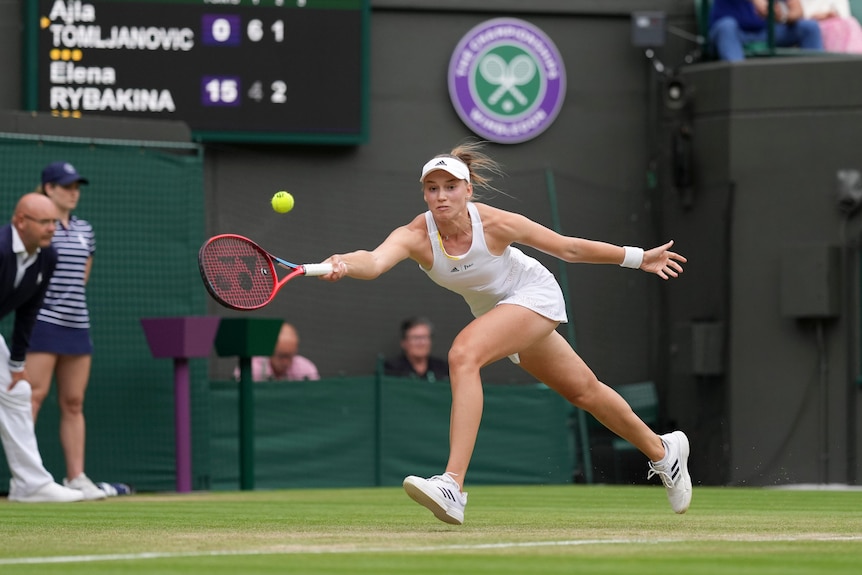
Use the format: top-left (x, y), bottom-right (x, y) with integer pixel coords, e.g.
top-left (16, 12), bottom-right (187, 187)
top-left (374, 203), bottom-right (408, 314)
top-left (1, 536), bottom-right (861, 566)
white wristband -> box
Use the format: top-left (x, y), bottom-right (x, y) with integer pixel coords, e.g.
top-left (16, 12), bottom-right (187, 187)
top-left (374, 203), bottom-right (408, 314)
top-left (620, 246), bottom-right (644, 269)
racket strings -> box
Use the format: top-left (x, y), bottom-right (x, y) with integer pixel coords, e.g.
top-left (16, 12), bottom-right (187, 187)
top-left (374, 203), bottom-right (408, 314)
top-left (199, 237), bottom-right (276, 309)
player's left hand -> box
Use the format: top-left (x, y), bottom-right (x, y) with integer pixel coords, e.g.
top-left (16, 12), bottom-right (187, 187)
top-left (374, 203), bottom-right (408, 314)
top-left (641, 240), bottom-right (686, 280)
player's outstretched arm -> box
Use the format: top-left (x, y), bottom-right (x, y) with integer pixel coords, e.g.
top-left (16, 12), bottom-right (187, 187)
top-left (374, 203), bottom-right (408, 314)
top-left (321, 226), bottom-right (417, 282)
top-left (321, 251), bottom-right (375, 281)
top-left (640, 240), bottom-right (686, 280)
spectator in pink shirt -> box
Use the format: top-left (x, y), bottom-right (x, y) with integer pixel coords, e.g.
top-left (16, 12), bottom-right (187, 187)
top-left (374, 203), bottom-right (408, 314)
top-left (800, 0), bottom-right (862, 53)
top-left (234, 322), bottom-right (320, 381)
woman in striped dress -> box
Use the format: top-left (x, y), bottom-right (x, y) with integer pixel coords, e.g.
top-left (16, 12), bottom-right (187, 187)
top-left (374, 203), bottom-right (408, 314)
top-left (26, 161), bottom-right (105, 501)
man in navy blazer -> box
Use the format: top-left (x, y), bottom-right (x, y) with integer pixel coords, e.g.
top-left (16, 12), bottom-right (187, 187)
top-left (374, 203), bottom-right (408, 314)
top-left (0, 193), bottom-right (84, 502)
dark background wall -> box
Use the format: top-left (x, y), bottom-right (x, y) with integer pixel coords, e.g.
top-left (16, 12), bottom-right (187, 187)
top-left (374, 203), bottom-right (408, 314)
top-left (663, 58), bottom-right (862, 486)
top-left (2, 0), bottom-right (860, 488)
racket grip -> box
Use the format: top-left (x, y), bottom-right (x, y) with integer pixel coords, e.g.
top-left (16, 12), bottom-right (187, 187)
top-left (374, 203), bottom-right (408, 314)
top-left (302, 263), bottom-right (334, 276)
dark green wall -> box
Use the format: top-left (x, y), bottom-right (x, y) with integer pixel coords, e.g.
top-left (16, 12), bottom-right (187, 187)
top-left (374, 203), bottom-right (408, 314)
top-left (209, 377), bottom-right (573, 491)
top-left (662, 58), bottom-right (862, 485)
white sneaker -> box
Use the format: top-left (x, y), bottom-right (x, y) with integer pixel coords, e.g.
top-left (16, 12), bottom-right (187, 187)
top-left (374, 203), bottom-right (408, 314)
top-left (647, 430), bottom-right (692, 514)
top-left (403, 473), bottom-right (467, 525)
top-left (9, 482), bottom-right (85, 503)
top-left (64, 473), bottom-right (107, 501)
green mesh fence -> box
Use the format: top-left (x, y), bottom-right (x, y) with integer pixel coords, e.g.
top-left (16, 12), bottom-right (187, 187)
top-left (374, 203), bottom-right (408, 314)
top-left (0, 133), bottom-right (206, 492)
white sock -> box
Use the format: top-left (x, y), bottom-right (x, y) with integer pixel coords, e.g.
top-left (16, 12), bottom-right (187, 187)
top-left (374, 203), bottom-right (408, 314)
top-left (652, 439), bottom-right (670, 466)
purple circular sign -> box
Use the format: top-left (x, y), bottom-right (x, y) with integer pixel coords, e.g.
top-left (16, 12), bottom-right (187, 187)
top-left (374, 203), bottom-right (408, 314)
top-left (448, 18), bottom-right (566, 145)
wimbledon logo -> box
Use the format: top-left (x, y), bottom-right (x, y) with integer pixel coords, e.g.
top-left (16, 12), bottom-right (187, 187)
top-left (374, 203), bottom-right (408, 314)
top-left (448, 18), bottom-right (566, 144)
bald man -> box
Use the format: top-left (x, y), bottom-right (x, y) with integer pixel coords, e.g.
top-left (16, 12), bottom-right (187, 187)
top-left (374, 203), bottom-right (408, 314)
top-left (0, 194), bottom-right (84, 502)
top-left (235, 322), bottom-right (320, 381)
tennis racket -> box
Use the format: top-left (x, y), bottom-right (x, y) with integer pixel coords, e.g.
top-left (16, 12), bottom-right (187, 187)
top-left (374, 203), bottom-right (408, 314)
top-left (198, 234), bottom-right (333, 311)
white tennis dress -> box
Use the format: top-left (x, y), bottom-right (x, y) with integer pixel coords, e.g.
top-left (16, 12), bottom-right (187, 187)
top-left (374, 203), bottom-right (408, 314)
top-left (421, 202), bottom-right (567, 333)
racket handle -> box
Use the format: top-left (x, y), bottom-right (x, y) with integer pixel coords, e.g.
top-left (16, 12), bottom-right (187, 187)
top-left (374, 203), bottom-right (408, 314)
top-left (302, 263), bottom-right (334, 276)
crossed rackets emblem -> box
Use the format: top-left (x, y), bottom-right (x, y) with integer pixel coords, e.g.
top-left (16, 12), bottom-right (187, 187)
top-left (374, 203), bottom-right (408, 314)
top-left (478, 53), bottom-right (536, 107)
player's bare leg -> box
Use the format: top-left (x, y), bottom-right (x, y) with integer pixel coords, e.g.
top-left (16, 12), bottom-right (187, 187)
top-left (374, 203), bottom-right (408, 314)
top-left (518, 333), bottom-right (664, 461)
top-left (519, 334), bottom-right (691, 513)
top-left (444, 305), bottom-right (559, 487)
top-left (403, 305), bottom-right (557, 524)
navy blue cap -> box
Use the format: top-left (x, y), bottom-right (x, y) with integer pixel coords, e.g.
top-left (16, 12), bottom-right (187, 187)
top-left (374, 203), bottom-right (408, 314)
top-left (41, 162), bottom-right (89, 186)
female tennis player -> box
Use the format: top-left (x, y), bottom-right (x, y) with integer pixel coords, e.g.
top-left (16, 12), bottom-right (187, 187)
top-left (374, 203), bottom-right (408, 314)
top-left (321, 142), bottom-right (691, 524)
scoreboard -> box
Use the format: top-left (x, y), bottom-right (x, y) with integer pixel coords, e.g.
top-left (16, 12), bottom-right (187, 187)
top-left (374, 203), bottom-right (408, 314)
top-left (24, 0), bottom-right (370, 144)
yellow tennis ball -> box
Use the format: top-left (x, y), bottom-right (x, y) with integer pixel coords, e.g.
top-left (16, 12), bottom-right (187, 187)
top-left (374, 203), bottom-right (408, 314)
top-left (271, 191), bottom-right (294, 214)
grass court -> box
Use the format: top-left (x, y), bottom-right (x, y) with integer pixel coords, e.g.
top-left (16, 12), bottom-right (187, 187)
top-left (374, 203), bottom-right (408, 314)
top-left (1, 484), bottom-right (860, 574)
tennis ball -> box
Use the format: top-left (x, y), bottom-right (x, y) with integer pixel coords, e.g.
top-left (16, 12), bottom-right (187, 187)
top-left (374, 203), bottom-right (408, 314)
top-left (271, 191), bottom-right (294, 214)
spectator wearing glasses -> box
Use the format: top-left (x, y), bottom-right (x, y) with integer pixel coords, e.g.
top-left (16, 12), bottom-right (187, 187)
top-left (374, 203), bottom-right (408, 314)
top-left (236, 322), bottom-right (320, 382)
top-left (1, 193), bottom-right (84, 502)
top-left (384, 316), bottom-right (450, 382)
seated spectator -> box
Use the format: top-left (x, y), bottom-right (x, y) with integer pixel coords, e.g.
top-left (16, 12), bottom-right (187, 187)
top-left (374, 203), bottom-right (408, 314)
top-left (710, 0), bottom-right (824, 61)
top-left (235, 322), bottom-right (320, 381)
top-left (384, 317), bottom-right (449, 382)
top-left (800, 0), bottom-right (862, 52)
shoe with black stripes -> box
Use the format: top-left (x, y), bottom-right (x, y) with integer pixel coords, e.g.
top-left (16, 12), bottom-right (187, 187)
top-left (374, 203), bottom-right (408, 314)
top-left (403, 472), bottom-right (467, 525)
top-left (647, 430), bottom-right (692, 514)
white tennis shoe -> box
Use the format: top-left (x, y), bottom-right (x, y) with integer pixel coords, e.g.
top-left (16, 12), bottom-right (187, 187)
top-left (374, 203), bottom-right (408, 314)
top-left (403, 473), bottom-right (467, 525)
top-left (64, 473), bottom-right (107, 501)
top-left (8, 481), bottom-right (84, 503)
top-left (647, 430), bottom-right (692, 514)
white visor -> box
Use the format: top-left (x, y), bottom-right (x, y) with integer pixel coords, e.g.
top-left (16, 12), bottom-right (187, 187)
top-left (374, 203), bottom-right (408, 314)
top-left (419, 157), bottom-right (471, 183)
